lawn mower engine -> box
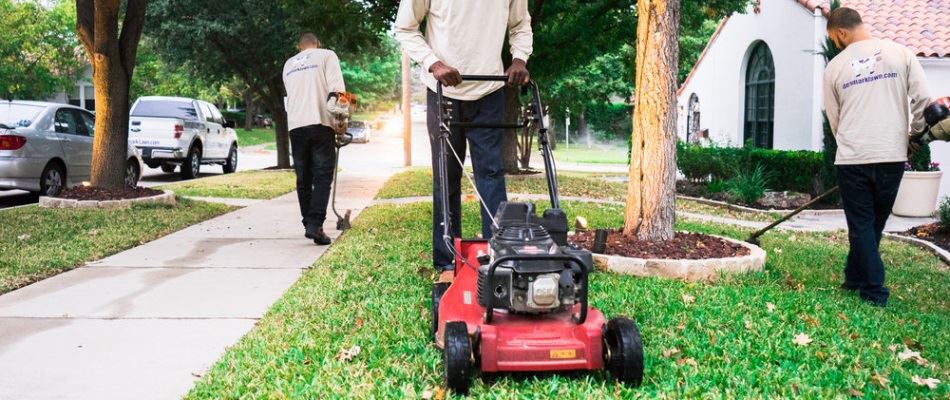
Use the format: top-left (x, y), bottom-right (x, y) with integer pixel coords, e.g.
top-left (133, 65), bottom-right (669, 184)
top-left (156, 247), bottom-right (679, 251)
top-left (477, 202), bottom-right (592, 315)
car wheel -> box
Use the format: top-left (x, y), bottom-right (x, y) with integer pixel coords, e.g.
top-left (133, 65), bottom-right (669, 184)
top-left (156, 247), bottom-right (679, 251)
top-left (125, 159), bottom-right (140, 188)
top-left (604, 317), bottom-right (645, 387)
top-left (39, 162), bottom-right (66, 197)
top-left (160, 164), bottom-right (176, 173)
top-left (223, 145), bottom-right (238, 174)
top-left (443, 321), bottom-right (474, 395)
top-left (180, 146), bottom-right (201, 180)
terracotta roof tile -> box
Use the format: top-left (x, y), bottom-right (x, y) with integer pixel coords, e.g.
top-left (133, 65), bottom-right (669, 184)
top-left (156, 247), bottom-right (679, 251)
top-left (797, 0), bottom-right (950, 58)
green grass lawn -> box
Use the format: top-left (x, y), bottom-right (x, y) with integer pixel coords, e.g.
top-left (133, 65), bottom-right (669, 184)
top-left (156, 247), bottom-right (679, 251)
top-left (376, 168), bottom-right (781, 223)
top-left (158, 170), bottom-right (296, 199)
top-left (553, 144), bottom-right (629, 165)
top-left (237, 129), bottom-right (276, 147)
top-left (187, 199), bottom-right (949, 398)
top-left (0, 199), bottom-right (233, 294)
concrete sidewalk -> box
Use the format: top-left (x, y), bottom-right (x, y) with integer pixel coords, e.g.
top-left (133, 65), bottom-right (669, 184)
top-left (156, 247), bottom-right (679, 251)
top-left (0, 175), bottom-right (387, 400)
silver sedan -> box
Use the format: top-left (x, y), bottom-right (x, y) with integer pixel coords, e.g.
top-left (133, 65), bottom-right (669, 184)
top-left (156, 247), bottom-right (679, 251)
top-left (0, 101), bottom-right (143, 196)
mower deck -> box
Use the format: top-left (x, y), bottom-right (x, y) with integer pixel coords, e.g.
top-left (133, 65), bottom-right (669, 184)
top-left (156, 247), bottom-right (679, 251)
top-left (436, 240), bottom-right (606, 373)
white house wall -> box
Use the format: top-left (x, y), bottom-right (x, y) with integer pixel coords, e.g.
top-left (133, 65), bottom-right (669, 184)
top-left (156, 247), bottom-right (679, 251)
top-left (920, 58), bottom-right (950, 201)
top-left (677, 1), bottom-right (825, 151)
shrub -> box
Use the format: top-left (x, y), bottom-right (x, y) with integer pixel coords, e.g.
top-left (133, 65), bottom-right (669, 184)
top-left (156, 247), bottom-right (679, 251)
top-left (938, 197), bottom-right (950, 233)
top-left (725, 165), bottom-right (772, 205)
top-left (676, 143), bottom-right (825, 195)
top-left (908, 143), bottom-right (934, 171)
top-left (706, 179), bottom-right (726, 194)
top-left (222, 111), bottom-right (246, 125)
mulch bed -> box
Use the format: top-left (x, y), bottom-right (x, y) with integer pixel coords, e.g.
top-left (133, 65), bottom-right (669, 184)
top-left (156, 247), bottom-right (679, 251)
top-left (904, 223), bottom-right (950, 252)
top-left (675, 180), bottom-right (840, 211)
top-left (570, 229), bottom-right (750, 260)
top-left (57, 186), bottom-right (164, 201)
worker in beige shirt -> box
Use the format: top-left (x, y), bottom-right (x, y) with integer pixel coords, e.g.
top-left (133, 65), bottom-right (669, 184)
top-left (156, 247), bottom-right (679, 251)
top-left (395, 0), bottom-right (533, 283)
top-left (283, 33), bottom-right (347, 246)
top-left (823, 7), bottom-right (931, 307)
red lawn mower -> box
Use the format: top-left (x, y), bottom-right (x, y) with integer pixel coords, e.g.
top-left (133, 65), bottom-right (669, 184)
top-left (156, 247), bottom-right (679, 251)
top-left (430, 76), bottom-right (645, 394)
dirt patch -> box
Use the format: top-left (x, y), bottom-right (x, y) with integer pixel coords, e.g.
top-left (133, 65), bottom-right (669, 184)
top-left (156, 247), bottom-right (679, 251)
top-left (58, 186), bottom-right (164, 201)
top-left (570, 229), bottom-right (750, 260)
top-left (904, 223), bottom-right (950, 252)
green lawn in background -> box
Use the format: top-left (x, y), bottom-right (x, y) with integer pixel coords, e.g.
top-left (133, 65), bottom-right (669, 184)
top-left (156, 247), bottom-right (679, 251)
top-left (158, 170), bottom-right (297, 200)
top-left (237, 129), bottom-right (276, 147)
top-left (553, 144), bottom-right (629, 165)
top-left (185, 199), bottom-right (950, 398)
top-left (376, 168), bottom-right (781, 223)
top-left (0, 199), bottom-right (233, 294)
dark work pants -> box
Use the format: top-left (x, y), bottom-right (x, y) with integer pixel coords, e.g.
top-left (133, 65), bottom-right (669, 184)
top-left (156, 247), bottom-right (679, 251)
top-left (428, 88), bottom-right (508, 270)
top-left (836, 162), bottom-right (904, 305)
top-left (290, 125), bottom-right (336, 231)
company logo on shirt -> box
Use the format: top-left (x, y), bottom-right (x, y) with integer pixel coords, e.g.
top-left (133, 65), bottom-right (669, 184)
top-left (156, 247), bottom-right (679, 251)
top-left (285, 54), bottom-right (320, 78)
top-left (841, 50), bottom-right (896, 90)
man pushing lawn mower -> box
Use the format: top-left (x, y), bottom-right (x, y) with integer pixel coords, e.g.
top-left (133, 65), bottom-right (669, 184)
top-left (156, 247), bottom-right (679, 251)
top-left (395, 0), bottom-right (533, 284)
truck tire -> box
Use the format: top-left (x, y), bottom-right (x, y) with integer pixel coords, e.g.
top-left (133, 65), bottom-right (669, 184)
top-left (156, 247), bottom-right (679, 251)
top-left (180, 145), bottom-right (201, 180)
top-left (223, 144), bottom-right (238, 174)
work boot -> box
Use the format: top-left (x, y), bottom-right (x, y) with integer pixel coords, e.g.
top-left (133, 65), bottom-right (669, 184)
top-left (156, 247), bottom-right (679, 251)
top-left (306, 227), bottom-right (332, 246)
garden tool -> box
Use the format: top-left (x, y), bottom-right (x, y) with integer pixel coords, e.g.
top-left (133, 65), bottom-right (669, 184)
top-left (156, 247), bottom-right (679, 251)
top-left (328, 92), bottom-right (356, 231)
top-left (912, 97), bottom-right (950, 144)
top-left (746, 186), bottom-right (840, 246)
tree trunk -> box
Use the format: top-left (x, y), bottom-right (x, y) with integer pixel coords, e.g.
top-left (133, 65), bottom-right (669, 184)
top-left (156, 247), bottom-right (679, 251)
top-left (502, 86), bottom-right (521, 174)
top-left (517, 125), bottom-right (534, 170)
top-left (243, 88), bottom-right (253, 130)
top-left (76, 0), bottom-right (147, 189)
top-left (623, 0), bottom-right (680, 240)
top-left (266, 78), bottom-right (291, 169)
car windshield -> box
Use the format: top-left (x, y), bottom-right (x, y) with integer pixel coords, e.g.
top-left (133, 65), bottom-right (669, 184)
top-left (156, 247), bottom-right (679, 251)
top-left (0, 103), bottom-right (44, 128)
top-left (348, 121), bottom-right (366, 128)
top-left (131, 100), bottom-right (199, 121)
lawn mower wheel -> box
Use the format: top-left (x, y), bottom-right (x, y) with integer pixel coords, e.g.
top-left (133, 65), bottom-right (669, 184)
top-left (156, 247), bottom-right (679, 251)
top-left (605, 317), bottom-right (645, 387)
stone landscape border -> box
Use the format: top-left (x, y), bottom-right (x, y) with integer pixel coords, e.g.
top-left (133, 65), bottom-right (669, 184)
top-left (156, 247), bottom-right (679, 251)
top-left (885, 233), bottom-right (950, 268)
top-left (593, 233), bottom-right (767, 281)
top-left (39, 190), bottom-right (176, 209)
top-left (678, 195), bottom-right (844, 217)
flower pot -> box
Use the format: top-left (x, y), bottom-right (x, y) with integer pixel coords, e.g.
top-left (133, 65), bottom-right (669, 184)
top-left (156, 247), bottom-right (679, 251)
top-left (893, 171), bottom-right (943, 217)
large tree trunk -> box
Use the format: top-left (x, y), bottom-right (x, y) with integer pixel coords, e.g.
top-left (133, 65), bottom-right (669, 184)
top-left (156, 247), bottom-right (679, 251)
top-left (76, 0), bottom-right (147, 189)
top-left (623, 0), bottom-right (679, 240)
top-left (503, 86), bottom-right (521, 174)
top-left (243, 88), bottom-right (254, 130)
top-left (266, 78), bottom-right (291, 169)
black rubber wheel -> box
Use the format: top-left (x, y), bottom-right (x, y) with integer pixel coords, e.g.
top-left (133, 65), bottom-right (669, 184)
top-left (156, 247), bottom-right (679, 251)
top-left (180, 145), bottom-right (201, 180)
top-left (125, 159), bottom-right (140, 188)
top-left (160, 164), bottom-right (176, 173)
top-left (431, 282), bottom-right (450, 341)
top-left (39, 162), bottom-right (66, 197)
top-left (223, 144), bottom-right (238, 174)
top-left (604, 317), bottom-right (645, 387)
top-left (444, 321), bottom-right (474, 395)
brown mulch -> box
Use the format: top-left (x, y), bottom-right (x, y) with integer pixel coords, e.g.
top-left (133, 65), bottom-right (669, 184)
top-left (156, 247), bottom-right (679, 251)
top-left (57, 186), bottom-right (164, 201)
top-left (570, 229), bottom-right (750, 260)
top-left (904, 223), bottom-right (950, 252)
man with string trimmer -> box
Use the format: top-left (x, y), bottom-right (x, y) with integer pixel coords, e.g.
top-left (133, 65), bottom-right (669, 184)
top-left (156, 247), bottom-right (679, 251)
top-left (395, 0), bottom-right (534, 283)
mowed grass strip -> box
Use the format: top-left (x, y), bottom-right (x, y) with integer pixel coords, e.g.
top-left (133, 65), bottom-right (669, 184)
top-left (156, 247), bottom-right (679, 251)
top-left (187, 200), bottom-right (949, 398)
top-left (158, 170), bottom-right (297, 200)
top-left (0, 199), bottom-right (233, 294)
top-left (237, 129), bottom-right (276, 147)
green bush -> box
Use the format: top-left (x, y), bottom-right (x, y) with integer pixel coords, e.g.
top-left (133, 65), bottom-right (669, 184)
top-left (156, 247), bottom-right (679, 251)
top-left (706, 179), bottom-right (726, 194)
top-left (677, 142), bottom-right (825, 195)
top-left (725, 165), bottom-right (772, 204)
top-left (586, 103), bottom-right (632, 141)
top-left (938, 197), bottom-right (950, 232)
top-left (222, 111), bottom-right (246, 124)
top-left (909, 142), bottom-right (933, 171)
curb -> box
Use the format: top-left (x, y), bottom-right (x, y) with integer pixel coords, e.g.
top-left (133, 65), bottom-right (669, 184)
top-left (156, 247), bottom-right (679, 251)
top-left (885, 233), bottom-right (950, 267)
top-left (39, 190), bottom-right (177, 209)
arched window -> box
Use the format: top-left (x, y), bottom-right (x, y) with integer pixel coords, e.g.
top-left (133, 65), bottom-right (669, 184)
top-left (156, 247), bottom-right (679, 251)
top-left (744, 42), bottom-right (775, 149)
top-left (686, 93), bottom-right (700, 142)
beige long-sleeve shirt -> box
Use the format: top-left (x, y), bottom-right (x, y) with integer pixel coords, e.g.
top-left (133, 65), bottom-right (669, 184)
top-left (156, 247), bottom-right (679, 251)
top-left (283, 48), bottom-right (346, 131)
top-left (394, 0), bottom-right (533, 101)
top-left (823, 39), bottom-right (931, 165)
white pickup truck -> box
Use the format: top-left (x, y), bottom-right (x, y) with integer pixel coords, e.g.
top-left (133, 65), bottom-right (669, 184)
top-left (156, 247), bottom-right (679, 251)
top-left (128, 96), bottom-right (239, 179)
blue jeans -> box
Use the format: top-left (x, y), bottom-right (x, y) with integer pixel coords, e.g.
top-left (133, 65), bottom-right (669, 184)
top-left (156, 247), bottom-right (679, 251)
top-left (427, 89), bottom-right (508, 270)
top-left (836, 162), bottom-right (904, 306)
top-left (290, 125), bottom-right (336, 231)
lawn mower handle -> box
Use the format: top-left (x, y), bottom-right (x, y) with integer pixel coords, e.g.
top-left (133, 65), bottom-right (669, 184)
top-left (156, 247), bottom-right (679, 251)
top-left (336, 132), bottom-right (353, 148)
top-left (482, 253), bottom-right (590, 325)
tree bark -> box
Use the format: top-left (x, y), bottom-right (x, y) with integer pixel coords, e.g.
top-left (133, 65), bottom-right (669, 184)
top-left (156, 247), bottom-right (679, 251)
top-left (623, 0), bottom-right (679, 240)
top-left (265, 77), bottom-right (291, 169)
top-left (243, 88), bottom-right (254, 130)
top-left (76, 0), bottom-right (147, 189)
top-left (502, 86), bottom-right (522, 174)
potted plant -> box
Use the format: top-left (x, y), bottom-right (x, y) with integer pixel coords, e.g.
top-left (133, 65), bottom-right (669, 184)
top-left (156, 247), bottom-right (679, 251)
top-left (893, 144), bottom-right (943, 217)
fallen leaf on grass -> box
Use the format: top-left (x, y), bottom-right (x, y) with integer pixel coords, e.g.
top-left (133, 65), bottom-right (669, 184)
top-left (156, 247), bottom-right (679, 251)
top-left (676, 357), bottom-right (698, 367)
top-left (888, 344), bottom-right (899, 353)
top-left (836, 312), bottom-right (849, 322)
top-left (17, 234), bottom-right (30, 241)
top-left (336, 345), bottom-right (362, 362)
top-left (902, 336), bottom-right (923, 351)
top-left (847, 388), bottom-right (864, 397)
top-left (766, 302), bottom-right (776, 313)
top-left (744, 319), bottom-right (753, 330)
top-left (682, 294), bottom-right (696, 305)
top-left (793, 333), bottom-right (813, 346)
top-left (911, 375), bottom-right (940, 390)
top-left (662, 348), bottom-right (680, 358)
top-left (871, 373), bottom-right (890, 388)
top-left (897, 348), bottom-right (928, 366)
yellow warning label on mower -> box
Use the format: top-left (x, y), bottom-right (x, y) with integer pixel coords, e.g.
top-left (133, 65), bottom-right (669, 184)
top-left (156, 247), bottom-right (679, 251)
top-left (550, 349), bottom-right (576, 359)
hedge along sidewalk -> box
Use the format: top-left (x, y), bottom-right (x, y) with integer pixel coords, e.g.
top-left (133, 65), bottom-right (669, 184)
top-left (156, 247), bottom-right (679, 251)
top-left (0, 199), bottom-right (233, 295)
top-left (157, 170), bottom-right (297, 201)
top-left (0, 173), bottom-right (389, 400)
top-left (185, 200), bottom-right (950, 398)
